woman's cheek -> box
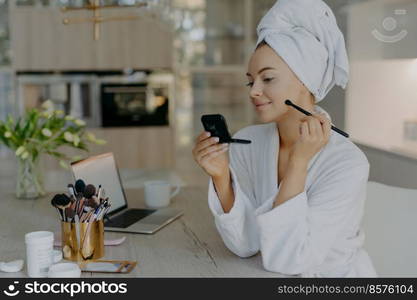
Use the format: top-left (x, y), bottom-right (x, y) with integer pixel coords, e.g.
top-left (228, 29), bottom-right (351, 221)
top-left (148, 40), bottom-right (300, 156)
top-left (271, 100), bottom-right (286, 116)
top-left (267, 84), bottom-right (285, 102)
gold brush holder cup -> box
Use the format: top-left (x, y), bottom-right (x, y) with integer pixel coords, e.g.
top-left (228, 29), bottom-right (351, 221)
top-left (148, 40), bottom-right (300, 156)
top-left (61, 220), bottom-right (104, 261)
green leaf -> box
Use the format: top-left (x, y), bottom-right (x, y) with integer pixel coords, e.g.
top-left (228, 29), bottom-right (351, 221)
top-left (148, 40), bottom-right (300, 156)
top-left (7, 115), bottom-right (14, 127)
top-left (14, 117), bottom-right (21, 134)
top-left (22, 118), bottom-right (32, 139)
top-left (94, 138), bottom-right (107, 145)
top-left (34, 148), bottom-right (39, 158)
top-left (76, 142), bottom-right (89, 151)
top-left (59, 160), bottom-right (69, 170)
top-left (0, 134), bottom-right (11, 148)
top-left (27, 112), bottom-right (40, 138)
top-left (71, 155), bottom-right (83, 162)
top-left (46, 151), bottom-right (66, 159)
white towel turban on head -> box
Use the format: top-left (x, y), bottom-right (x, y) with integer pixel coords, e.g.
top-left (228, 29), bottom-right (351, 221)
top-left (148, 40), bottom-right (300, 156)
top-left (256, 0), bottom-right (349, 102)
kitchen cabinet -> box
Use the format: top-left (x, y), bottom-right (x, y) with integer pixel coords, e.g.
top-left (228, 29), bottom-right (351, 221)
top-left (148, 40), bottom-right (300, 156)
top-left (10, 6), bottom-right (173, 71)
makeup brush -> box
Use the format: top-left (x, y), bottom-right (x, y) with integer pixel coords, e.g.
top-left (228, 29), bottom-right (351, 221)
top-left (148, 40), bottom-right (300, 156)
top-left (75, 179), bottom-right (85, 214)
top-left (51, 197), bottom-right (64, 221)
top-left (83, 198), bottom-right (98, 209)
top-left (74, 214), bottom-right (81, 250)
top-left (98, 201), bottom-right (111, 221)
top-left (81, 205), bottom-right (102, 255)
top-left (84, 184), bottom-right (99, 207)
top-left (67, 184), bottom-right (76, 201)
top-left (51, 193), bottom-right (72, 222)
top-left (75, 179), bottom-right (86, 197)
top-left (65, 206), bottom-right (75, 221)
top-left (99, 197), bottom-right (112, 224)
top-left (285, 99), bottom-right (349, 138)
top-left (80, 209), bottom-right (93, 223)
top-left (84, 184), bottom-right (96, 199)
top-left (96, 185), bottom-right (102, 202)
top-left (76, 197), bottom-right (85, 215)
top-left (99, 188), bottom-right (106, 201)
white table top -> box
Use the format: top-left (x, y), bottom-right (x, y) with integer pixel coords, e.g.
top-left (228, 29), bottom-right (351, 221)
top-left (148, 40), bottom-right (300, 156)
top-left (0, 169), bottom-right (286, 278)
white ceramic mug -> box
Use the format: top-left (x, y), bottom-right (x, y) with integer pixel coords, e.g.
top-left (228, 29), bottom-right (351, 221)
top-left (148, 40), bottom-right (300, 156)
top-left (144, 180), bottom-right (180, 208)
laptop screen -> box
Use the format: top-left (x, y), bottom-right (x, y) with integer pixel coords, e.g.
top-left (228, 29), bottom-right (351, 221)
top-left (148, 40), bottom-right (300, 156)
top-left (71, 153), bottom-right (127, 214)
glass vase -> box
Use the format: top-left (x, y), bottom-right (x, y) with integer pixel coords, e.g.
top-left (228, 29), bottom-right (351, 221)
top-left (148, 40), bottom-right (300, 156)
top-left (16, 157), bottom-right (45, 199)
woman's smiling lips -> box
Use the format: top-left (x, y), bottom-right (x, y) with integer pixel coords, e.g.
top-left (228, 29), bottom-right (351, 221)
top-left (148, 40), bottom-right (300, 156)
top-left (254, 101), bottom-right (272, 110)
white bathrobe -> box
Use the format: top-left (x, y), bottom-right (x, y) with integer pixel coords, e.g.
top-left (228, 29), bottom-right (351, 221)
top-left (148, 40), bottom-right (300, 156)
top-left (207, 107), bottom-right (377, 277)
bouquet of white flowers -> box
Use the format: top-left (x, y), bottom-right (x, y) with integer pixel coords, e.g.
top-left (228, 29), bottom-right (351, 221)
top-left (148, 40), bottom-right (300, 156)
top-left (0, 100), bottom-right (106, 199)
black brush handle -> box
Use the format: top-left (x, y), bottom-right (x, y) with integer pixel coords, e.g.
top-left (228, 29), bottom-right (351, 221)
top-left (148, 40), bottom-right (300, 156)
top-left (285, 100), bottom-right (349, 138)
top-left (229, 138), bottom-right (252, 144)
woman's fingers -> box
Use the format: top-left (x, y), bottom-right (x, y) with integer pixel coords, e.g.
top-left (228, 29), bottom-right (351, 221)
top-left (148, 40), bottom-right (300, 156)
top-left (200, 144), bottom-right (229, 163)
top-left (192, 131), bottom-right (218, 154)
top-left (198, 143), bottom-right (228, 159)
top-left (195, 131), bottom-right (211, 143)
top-left (193, 132), bottom-right (210, 153)
top-left (311, 113), bottom-right (332, 144)
top-left (193, 131), bottom-right (210, 158)
top-left (195, 136), bottom-right (220, 154)
top-left (300, 121), bottom-right (309, 138)
top-left (314, 113), bottom-right (329, 126)
top-left (303, 113), bottom-right (333, 144)
top-left (321, 117), bottom-right (331, 139)
top-left (315, 113), bottom-right (332, 140)
top-left (306, 116), bottom-right (322, 139)
top-left (192, 130), bottom-right (230, 178)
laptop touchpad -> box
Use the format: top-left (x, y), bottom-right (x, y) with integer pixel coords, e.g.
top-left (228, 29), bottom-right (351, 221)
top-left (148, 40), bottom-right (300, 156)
top-left (105, 209), bottom-right (156, 228)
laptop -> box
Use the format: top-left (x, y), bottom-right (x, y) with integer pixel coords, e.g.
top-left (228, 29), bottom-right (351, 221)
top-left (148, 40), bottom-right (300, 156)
top-left (71, 152), bottom-right (183, 234)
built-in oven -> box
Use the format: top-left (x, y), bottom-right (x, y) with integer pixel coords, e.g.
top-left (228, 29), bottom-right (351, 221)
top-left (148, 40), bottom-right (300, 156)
top-left (100, 83), bottom-right (169, 127)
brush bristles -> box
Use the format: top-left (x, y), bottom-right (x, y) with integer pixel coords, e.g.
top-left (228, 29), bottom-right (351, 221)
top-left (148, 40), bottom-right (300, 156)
top-left (84, 184), bottom-right (96, 199)
top-left (75, 179), bottom-right (86, 194)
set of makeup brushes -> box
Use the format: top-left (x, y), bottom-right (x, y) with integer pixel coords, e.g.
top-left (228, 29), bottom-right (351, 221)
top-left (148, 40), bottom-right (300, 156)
top-left (51, 179), bottom-right (111, 256)
top-left (51, 179), bottom-right (111, 224)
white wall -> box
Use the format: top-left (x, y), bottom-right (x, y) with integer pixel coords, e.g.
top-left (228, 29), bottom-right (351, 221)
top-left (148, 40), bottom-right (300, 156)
top-left (347, 59), bottom-right (417, 151)
top-left (347, 0), bottom-right (417, 156)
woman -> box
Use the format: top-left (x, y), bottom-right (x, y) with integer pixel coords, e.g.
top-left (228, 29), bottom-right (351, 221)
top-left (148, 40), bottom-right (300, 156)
top-left (192, 0), bottom-right (376, 277)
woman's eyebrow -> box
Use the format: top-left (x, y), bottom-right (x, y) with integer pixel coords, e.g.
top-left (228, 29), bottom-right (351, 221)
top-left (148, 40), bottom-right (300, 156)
top-left (246, 67), bottom-right (276, 77)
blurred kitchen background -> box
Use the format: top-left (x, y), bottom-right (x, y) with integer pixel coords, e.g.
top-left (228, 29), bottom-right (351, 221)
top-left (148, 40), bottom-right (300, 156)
top-left (1, 0), bottom-right (417, 189)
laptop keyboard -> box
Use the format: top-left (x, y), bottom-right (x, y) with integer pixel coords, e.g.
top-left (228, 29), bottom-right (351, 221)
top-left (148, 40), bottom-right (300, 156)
top-left (104, 208), bottom-right (156, 228)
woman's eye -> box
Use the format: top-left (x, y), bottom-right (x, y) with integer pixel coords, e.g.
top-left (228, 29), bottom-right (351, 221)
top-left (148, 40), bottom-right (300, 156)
top-left (246, 78), bottom-right (274, 87)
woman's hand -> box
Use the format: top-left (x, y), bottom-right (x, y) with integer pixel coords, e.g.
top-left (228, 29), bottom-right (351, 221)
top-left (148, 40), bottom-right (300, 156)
top-left (192, 131), bottom-right (230, 179)
top-left (289, 113), bottom-right (331, 165)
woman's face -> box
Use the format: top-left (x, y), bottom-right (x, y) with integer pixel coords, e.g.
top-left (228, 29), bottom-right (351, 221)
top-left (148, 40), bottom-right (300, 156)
top-left (246, 44), bottom-right (313, 123)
